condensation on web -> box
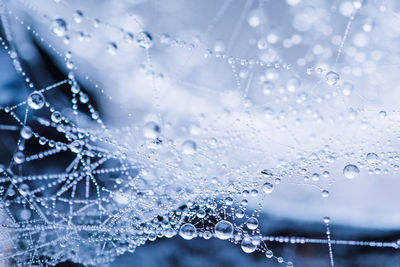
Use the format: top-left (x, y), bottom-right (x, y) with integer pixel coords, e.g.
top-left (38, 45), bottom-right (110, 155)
top-left (0, 0), bottom-right (399, 266)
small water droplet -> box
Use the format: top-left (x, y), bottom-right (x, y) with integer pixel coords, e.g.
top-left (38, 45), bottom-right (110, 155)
top-left (73, 10), bottom-right (83, 23)
top-left (51, 18), bottom-right (67, 37)
top-left (106, 42), bottom-right (118, 55)
top-left (326, 71), bottom-right (340, 85)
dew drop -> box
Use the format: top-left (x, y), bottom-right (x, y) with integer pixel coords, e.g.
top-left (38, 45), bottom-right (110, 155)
top-left (214, 220), bottom-right (234, 240)
top-left (326, 71), bottom-right (340, 86)
top-left (73, 10), bottom-right (83, 23)
top-left (136, 32), bottom-right (153, 49)
top-left (51, 111), bottom-right (62, 123)
top-left (366, 153), bottom-right (379, 165)
top-left (343, 164), bottom-right (360, 179)
top-left (182, 140), bottom-right (197, 155)
top-left (51, 18), bottom-right (67, 37)
top-left (69, 140), bottom-right (83, 153)
top-left (106, 42), bottom-right (118, 55)
top-left (14, 151), bottom-right (25, 164)
top-left (179, 223), bottom-right (196, 240)
top-left (27, 91), bottom-right (45, 110)
top-left (20, 126), bottom-right (32, 140)
top-left (241, 236), bottom-right (257, 253)
top-left (246, 217), bottom-right (259, 230)
top-left (265, 250), bottom-right (273, 258)
top-left (321, 190), bottom-right (329, 198)
top-left (262, 182), bottom-right (274, 194)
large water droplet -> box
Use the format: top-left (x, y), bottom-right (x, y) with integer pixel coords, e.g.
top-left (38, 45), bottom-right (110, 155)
top-left (182, 140), bottom-right (197, 155)
top-left (179, 223), bottom-right (196, 240)
top-left (20, 126), bottom-right (32, 140)
top-left (343, 164), bottom-right (360, 179)
top-left (27, 91), bottom-right (45, 110)
top-left (69, 140), bottom-right (83, 153)
top-left (136, 32), bottom-right (153, 49)
top-left (241, 236), bottom-right (257, 253)
top-left (262, 182), bottom-right (274, 194)
top-left (214, 220), bottom-right (234, 240)
top-left (14, 151), bottom-right (25, 164)
top-left (246, 217), bottom-right (259, 230)
top-left (265, 250), bottom-right (273, 258)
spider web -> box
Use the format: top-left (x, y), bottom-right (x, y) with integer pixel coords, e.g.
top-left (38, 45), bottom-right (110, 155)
top-left (0, 0), bottom-right (399, 266)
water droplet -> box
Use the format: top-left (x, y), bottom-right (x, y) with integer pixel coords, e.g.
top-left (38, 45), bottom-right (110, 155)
top-left (321, 190), bottom-right (329, 198)
top-left (257, 38), bottom-right (268, 50)
top-left (196, 209), bottom-right (206, 218)
top-left (179, 223), bottom-right (196, 240)
top-left (51, 18), bottom-right (67, 37)
top-left (69, 140), bottom-right (83, 153)
top-left (366, 153), bottom-right (379, 165)
top-left (73, 10), bottom-right (83, 23)
top-left (235, 208), bottom-right (245, 218)
top-left (343, 164), bottom-right (360, 179)
top-left (19, 184), bottom-right (29, 197)
top-left (182, 140), bottom-right (197, 155)
top-left (59, 238), bottom-right (67, 248)
top-left (379, 111), bottom-right (387, 118)
top-left (106, 42), bottom-right (118, 55)
top-left (79, 93), bottom-right (89, 103)
top-left (214, 220), bottom-right (234, 240)
top-left (326, 71), bottom-right (340, 85)
top-left (136, 32), bottom-right (153, 49)
top-left (20, 126), bottom-right (32, 140)
top-left (51, 111), bottom-right (62, 123)
top-left (265, 250), bottom-right (273, 258)
top-left (262, 182), bottom-right (274, 194)
top-left (19, 208), bottom-right (31, 220)
top-left (246, 217), bottom-right (259, 230)
top-left (27, 91), bottom-right (45, 110)
top-left (14, 151), bottom-right (25, 164)
top-left (123, 32), bottom-right (134, 43)
top-left (241, 236), bottom-right (257, 253)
